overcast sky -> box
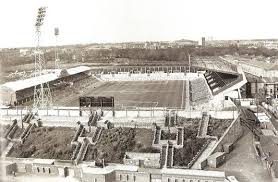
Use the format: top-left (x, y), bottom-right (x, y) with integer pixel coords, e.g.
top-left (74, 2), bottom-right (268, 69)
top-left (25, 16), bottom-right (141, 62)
top-left (1, 0), bottom-right (278, 48)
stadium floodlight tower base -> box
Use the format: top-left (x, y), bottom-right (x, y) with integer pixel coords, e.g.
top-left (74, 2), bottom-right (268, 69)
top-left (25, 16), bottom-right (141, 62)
top-left (33, 7), bottom-right (53, 113)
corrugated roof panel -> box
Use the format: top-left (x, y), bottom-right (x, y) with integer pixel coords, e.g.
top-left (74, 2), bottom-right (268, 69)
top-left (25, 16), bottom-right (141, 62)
top-left (2, 73), bottom-right (59, 91)
top-left (66, 66), bottom-right (90, 75)
top-left (1, 66), bottom-right (91, 92)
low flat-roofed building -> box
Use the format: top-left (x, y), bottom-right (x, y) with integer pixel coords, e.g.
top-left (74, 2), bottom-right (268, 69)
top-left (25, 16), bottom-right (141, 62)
top-left (261, 129), bottom-right (276, 136)
top-left (207, 152), bottom-right (226, 168)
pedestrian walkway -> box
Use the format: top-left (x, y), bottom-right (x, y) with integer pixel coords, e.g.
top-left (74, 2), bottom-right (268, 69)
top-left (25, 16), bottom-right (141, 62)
top-left (217, 128), bottom-right (271, 182)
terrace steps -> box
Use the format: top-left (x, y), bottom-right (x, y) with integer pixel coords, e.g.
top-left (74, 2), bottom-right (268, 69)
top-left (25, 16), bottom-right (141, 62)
top-left (22, 113), bottom-right (34, 123)
top-left (20, 123), bottom-right (35, 143)
top-left (165, 110), bottom-right (177, 127)
top-left (166, 144), bottom-right (174, 168)
top-left (92, 127), bottom-right (102, 144)
top-left (76, 138), bottom-right (90, 163)
top-left (198, 114), bottom-right (209, 137)
top-left (4, 120), bottom-right (17, 138)
top-left (153, 127), bottom-right (161, 145)
top-left (71, 143), bottom-right (81, 161)
top-left (160, 145), bottom-right (167, 168)
top-left (7, 124), bottom-right (19, 140)
top-left (1, 142), bottom-right (14, 157)
top-left (177, 128), bottom-right (183, 146)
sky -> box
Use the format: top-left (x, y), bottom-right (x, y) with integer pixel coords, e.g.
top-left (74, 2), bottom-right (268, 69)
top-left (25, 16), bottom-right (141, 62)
top-left (0, 0), bottom-right (278, 48)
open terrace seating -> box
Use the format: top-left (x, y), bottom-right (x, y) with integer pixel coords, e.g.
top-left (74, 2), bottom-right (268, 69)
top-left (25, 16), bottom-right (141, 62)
top-left (190, 78), bottom-right (211, 104)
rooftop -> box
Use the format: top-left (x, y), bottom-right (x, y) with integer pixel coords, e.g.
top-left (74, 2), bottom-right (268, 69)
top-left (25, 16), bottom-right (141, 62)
top-left (224, 55), bottom-right (278, 70)
top-left (1, 66), bottom-right (91, 91)
top-left (82, 164), bottom-right (139, 175)
top-left (160, 168), bottom-right (225, 178)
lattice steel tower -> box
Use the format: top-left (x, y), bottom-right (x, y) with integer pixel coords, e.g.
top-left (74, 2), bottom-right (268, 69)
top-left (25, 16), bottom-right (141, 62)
top-left (33, 7), bottom-right (53, 111)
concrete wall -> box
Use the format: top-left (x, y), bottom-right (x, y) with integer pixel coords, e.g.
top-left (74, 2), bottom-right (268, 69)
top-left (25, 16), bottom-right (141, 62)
top-left (161, 173), bottom-right (225, 182)
top-left (32, 164), bottom-right (59, 176)
top-left (83, 173), bottom-right (106, 182)
top-left (124, 152), bottom-right (160, 168)
top-left (208, 111), bottom-right (238, 120)
top-left (0, 107), bottom-right (91, 117)
top-left (115, 171), bottom-right (151, 182)
top-left (178, 111), bottom-right (238, 120)
top-left (210, 115), bottom-right (243, 153)
top-left (2, 163), bottom-right (17, 175)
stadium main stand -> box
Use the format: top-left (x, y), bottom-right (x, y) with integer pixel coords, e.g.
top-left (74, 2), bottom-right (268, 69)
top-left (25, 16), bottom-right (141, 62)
top-left (0, 66), bottom-right (91, 106)
top-left (204, 71), bottom-right (240, 95)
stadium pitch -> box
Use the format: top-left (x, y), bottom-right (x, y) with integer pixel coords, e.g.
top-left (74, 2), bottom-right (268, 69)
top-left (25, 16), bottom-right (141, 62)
top-left (68, 80), bottom-right (187, 109)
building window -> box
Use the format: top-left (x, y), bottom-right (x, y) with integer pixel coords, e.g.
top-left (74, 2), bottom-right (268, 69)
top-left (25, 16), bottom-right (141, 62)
top-left (270, 89), bottom-right (273, 93)
top-left (127, 174), bottom-right (129, 181)
top-left (175, 179), bottom-right (178, 182)
top-left (43, 168), bottom-right (45, 173)
top-left (94, 179), bottom-right (97, 182)
top-left (119, 174), bottom-right (122, 180)
top-left (37, 167), bottom-right (40, 173)
top-left (133, 175), bottom-right (136, 181)
top-left (168, 178), bottom-right (171, 182)
top-left (48, 168), bottom-right (51, 174)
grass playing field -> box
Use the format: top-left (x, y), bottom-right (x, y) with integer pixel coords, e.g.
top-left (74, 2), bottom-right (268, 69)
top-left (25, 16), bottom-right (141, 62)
top-left (66, 80), bottom-right (187, 109)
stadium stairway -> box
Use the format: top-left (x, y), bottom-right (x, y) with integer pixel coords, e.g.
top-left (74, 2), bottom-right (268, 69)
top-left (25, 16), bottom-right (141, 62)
top-left (153, 126), bottom-right (161, 145)
top-left (71, 143), bottom-right (81, 161)
top-left (4, 120), bottom-right (18, 139)
top-left (20, 123), bottom-right (35, 143)
top-left (197, 114), bottom-right (209, 138)
top-left (6, 124), bottom-right (19, 140)
top-left (160, 145), bottom-right (167, 168)
top-left (1, 142), bottom-right (14, 157)
top-left (76, 138), bottom-right (90, 164)
top-left (92, 127), bottom-right (102, 144)
top-left (176, 128), bottom-right (184, 146)
top-left (166, 144), bottom-right (174, 168)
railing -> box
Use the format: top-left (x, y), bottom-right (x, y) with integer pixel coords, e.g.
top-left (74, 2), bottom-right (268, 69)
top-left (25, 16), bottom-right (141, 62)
top-left (71, 143), bottom-right (81, 160)
top-left (20, 123), bottom-right (35, 143)
top-left (4, 120), bottom-right (17, 139)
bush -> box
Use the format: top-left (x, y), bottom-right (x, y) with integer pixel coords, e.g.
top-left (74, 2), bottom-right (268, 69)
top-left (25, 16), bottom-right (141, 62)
top-left (161, 130), bottom-right (176, 140)
top-left (37, 119), bottom-right (43, 127)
